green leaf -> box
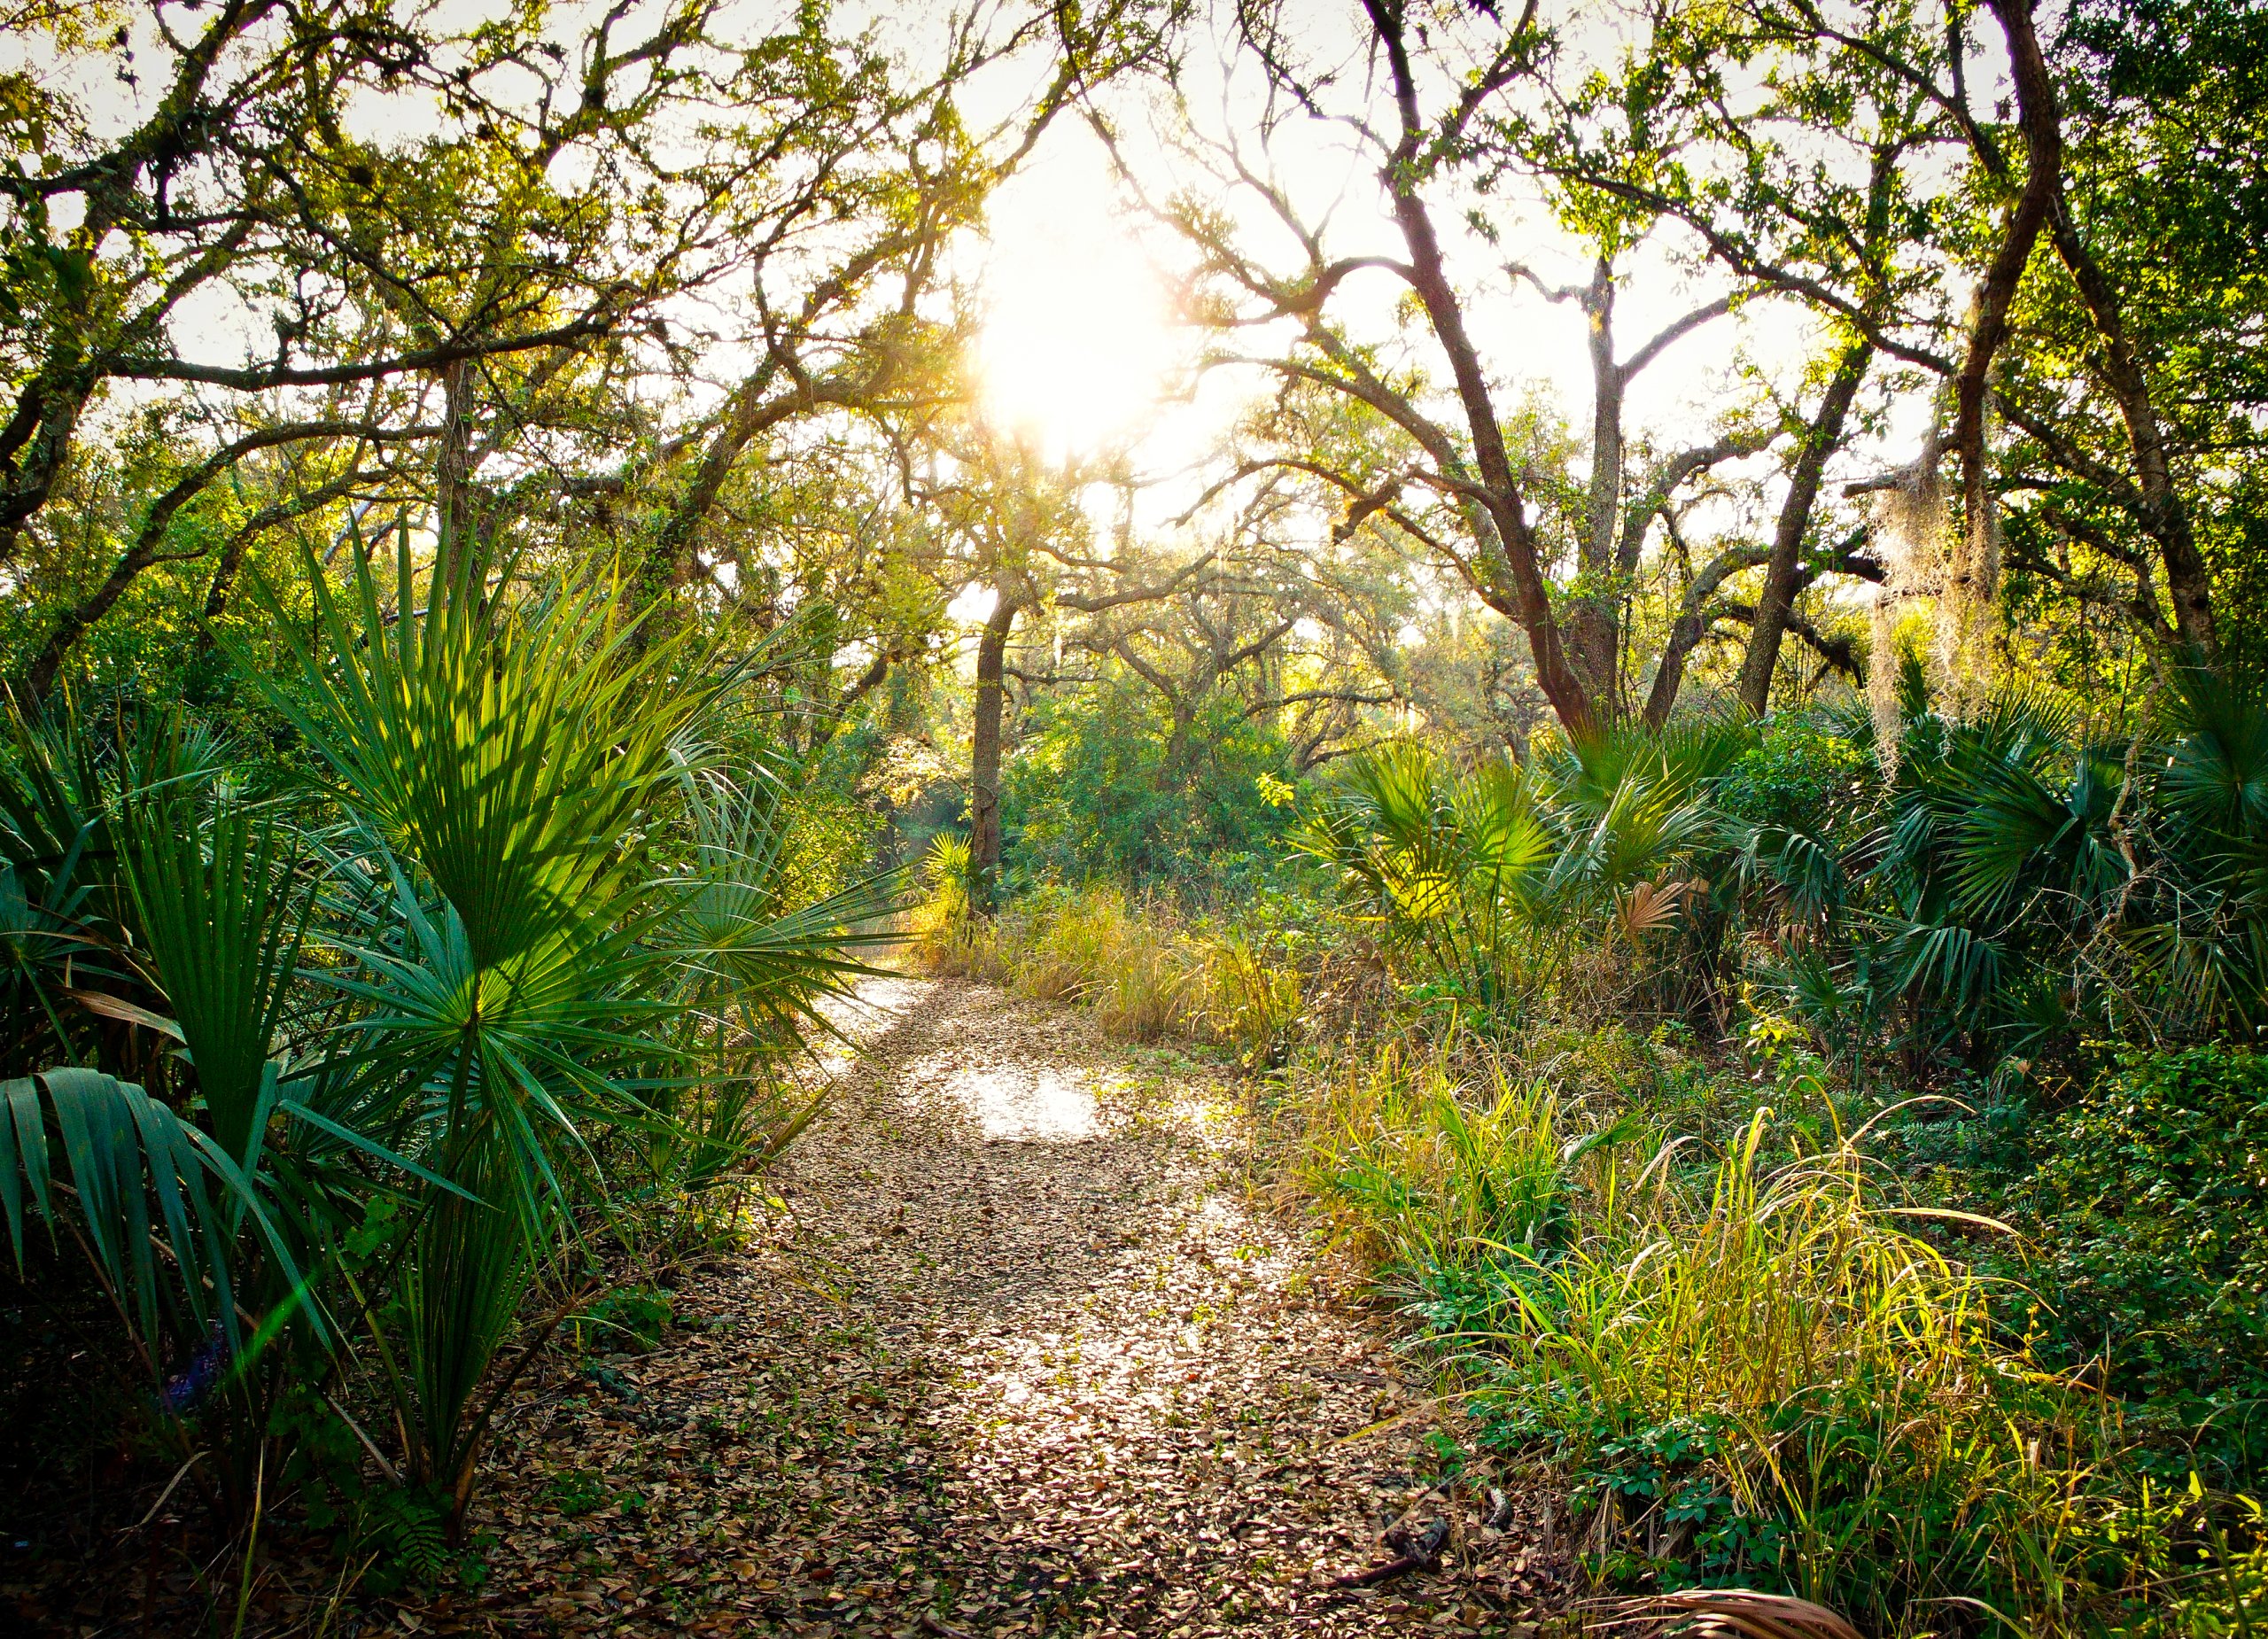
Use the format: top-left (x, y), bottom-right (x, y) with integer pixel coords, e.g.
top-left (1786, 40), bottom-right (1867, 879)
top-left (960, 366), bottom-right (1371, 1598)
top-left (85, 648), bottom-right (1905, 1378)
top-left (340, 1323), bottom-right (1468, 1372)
top-left (0, 1068), bottom-right (232, 1350)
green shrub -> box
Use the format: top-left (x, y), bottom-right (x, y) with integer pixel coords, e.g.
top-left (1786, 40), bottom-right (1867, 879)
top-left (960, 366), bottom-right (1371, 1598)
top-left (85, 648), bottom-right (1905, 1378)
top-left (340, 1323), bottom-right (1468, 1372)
top-left (2005, 1047), bottom-right (2268, 1481)
top-left (1002, 680), bottom-right (1300, 890)
top-left (1715, 712), bottom-right (1872, 838)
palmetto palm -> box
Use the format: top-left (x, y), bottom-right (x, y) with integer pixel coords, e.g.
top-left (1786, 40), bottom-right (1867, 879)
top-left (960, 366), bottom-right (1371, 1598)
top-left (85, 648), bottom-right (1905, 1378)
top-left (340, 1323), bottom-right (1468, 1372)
top-left (0, 711), bottom-right (308, 1372)
top-left (1300, 733), bottom-right (1726, 1014)
top-left (1870, 693), bottom-right (2131, 1049)
top-left (643, 763), bottom-right (901, 1192)
top-left (2133, 669), bottom-right (2268, 1031)
top-left (1814, 676), bottom-right (2268, 1056)
top-left (0, 704), bottom-right (132, 1072)
top-left (248, 534), bottom-right (728, 1526)
top-left (2, 528), bottom-right (896, 1538)
top-left (671, 759), bottom-right (901, 1055)
top-left (1298, 746), bottom-right (1550, 1009)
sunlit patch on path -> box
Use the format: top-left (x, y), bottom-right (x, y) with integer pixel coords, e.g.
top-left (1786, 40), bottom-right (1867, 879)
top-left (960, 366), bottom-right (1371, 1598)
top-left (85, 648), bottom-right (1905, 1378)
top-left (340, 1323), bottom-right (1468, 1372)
top-left (941, 1063), bottom-right (1099, 1141)
top-left (459, 977), bottom-right (1563, 1637)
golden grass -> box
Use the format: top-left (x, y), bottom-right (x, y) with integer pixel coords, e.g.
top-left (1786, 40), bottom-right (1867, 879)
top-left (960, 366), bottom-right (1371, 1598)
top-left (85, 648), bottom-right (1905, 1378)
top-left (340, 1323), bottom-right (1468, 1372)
top-left (907, 871), bottom-right (1302, 1057)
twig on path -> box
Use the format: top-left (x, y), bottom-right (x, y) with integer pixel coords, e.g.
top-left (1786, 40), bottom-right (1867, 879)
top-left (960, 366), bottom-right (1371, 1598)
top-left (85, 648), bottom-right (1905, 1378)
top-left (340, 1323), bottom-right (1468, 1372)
top-left (1328, 1516), bottom-right (1449, 1589)
top-left (126, 1452), bottom-right (206, 1534)
top-left (1331, 1394), bottom-right (1437, 1446)
top-left (1593, 1589), bottom-right (1864, 1639)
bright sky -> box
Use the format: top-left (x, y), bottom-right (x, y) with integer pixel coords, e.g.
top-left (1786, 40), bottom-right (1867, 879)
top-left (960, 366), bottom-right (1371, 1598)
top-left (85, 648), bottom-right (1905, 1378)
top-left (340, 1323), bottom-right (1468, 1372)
top-left (971, 133), bottom-right (1181, 463)
top-left (970, 1), bottom-right (1982, 555)
top-left (968, 14), bottom-right (1816, 553)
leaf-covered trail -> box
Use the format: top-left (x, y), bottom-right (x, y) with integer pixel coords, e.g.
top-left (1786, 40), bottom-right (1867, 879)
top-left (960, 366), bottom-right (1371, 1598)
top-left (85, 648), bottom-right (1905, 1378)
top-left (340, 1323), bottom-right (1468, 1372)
top-left (466, 976), bottom-right (1561, 1636)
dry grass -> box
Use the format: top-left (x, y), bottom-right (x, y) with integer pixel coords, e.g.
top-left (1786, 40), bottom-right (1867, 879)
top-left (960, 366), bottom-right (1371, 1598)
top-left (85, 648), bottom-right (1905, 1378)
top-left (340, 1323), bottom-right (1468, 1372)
top-left (908, 870), bottom-right (1309, 1060)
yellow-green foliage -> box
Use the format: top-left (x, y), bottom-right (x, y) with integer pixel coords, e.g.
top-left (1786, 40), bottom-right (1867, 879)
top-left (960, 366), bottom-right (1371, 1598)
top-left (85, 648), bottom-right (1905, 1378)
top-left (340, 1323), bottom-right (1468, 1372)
top-left (1301, 1044), bottom-right (1569, 1269)
top-left (1518, 1110), bottom-right (1992, 1419)
top-left (1508, 1121), bottom-right (2081, 1627)
top-left (1192, 932), bottom-right (1304, 1066)
top-left (908, 870), bottom-right (1300, 1059)
top-left (909, 834), bottom-right (979, 967)
top-left (1294, 1041), bottom-right (2265, 1635)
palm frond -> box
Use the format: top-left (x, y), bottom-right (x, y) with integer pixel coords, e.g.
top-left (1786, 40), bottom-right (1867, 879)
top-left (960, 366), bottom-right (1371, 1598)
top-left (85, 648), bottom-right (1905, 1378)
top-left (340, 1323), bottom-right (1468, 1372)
top-left (245, 532), bottom-right (707, 969)
top-left (120, 786), bottom-right (310, 1169)
top-left (0, 1067), bottom-right (279, 1355)
top-left (1601, 1588), bottom-right (1864, 1639)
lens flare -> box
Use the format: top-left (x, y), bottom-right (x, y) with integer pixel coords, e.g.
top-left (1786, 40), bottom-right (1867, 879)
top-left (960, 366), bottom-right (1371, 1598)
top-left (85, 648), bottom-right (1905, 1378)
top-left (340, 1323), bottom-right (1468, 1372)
top-left (975, 162), bottom-right (1172, 460)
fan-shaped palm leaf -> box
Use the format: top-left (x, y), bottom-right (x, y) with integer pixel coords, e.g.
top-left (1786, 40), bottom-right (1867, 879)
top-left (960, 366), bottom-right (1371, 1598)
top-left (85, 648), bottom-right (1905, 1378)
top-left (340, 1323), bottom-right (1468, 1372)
top-left (246, 532), bottom-right (705, 972)
top-left (120, 788), bottom-right (309, 1169)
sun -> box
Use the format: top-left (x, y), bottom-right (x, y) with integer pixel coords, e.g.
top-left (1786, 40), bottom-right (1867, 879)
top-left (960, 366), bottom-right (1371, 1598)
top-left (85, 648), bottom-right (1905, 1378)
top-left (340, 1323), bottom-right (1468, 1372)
top-left (974, 146), bottom-right (1174, 462)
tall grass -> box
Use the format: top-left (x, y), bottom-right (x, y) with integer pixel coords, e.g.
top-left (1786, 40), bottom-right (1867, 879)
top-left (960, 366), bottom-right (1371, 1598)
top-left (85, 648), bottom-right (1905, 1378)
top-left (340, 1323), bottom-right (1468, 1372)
top-left (1301, 1045), bottom-right (1572, 1268)
top-left (1293, 1042), bottom-right (2264, 1635)
top-left (1496, 1120), bottom-right (2084, 1630)
top-left (910, 850), bottom-right (1306, 1059)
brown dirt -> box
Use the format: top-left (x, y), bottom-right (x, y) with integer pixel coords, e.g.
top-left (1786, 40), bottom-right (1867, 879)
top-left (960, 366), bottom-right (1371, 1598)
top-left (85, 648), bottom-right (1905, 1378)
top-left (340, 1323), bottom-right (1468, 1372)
top-left (454, 977), bottom-right (1565, 1635)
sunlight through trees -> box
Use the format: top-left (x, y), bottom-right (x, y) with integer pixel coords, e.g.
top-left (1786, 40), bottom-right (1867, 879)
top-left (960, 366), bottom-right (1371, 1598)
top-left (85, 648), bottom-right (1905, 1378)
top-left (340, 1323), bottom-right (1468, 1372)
top-left (4, 0), bottom-right (2268, 1631)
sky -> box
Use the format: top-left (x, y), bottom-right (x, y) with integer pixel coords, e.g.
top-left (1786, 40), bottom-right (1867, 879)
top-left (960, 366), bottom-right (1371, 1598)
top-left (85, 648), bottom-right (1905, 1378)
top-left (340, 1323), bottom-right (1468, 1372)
top-left (962, 0), bottom-right (1909, 566)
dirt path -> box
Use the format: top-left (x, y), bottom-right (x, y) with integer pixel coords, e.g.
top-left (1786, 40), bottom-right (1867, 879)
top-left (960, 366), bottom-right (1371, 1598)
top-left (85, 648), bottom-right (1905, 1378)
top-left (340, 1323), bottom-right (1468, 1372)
top-left (463, 977), bottom-right (1563, 1636)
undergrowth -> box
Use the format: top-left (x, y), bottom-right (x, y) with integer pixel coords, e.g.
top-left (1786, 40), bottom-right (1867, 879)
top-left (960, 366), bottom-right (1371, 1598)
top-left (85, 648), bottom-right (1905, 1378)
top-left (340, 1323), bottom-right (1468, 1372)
top-left (910, 837), bottom-right (1320, 1062)
top-left (913, 847), bottom-right (2268, 1636)
top-left (1306, 1043), bottom-right (2268, 1636)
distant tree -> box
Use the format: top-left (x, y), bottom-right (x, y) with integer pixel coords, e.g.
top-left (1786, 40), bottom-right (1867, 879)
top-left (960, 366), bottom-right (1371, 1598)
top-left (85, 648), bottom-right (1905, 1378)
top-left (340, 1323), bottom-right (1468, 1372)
top-left (0, 0), bottom-right (1182, 699)
top-left (1129, 0), bottom-right (1903, 731)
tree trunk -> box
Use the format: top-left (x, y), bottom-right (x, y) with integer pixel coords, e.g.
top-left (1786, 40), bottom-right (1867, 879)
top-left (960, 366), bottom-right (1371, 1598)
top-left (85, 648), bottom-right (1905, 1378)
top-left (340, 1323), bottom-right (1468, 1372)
top-left (199, 527), bottom-right (252, 633)
top-left (1161, 701), bottom-right (1198, 785)
top-left (1363, 0), bottom-right (1600, 737)
top-left (967, 591), bottom-right (1018, 912)
top-left (1645, 608), bottom-right (1712, 729)
top-left (2030, 105), bottom-right (2215, 656)
top-left (1566, 258), bottom-right (1625, 711)
top-left (2047, 210), bottom-right (2216, 656)
top-left (436, 358), bottom-right (478, 567)
top-left (1953, 0), bottom-right (2062, 565)
top-left (1642, 545), bottom-right (1768, 727)
top-left (1734, 342), bottom-right (1871, 713)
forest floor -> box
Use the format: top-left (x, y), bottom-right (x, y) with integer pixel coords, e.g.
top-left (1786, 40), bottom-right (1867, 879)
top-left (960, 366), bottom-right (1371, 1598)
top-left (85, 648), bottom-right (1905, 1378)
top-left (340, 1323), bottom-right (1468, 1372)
top-left (15, 976), bottom-right (1571, 1636)
top-left (429, 975), bottom-right (1568, 1637)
